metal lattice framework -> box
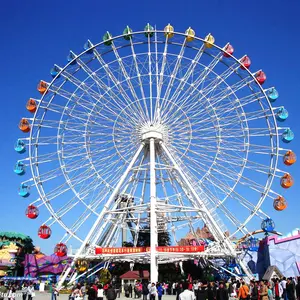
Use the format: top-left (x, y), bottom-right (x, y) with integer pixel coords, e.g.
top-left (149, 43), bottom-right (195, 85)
top-left (15, 25), bottom-right (295, 285)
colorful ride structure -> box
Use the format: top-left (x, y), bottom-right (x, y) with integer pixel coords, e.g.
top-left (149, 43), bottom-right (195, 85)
top-left (0, 232), bottom-right (34, 277)
top-left (14, 23), bottom-right (296, 286)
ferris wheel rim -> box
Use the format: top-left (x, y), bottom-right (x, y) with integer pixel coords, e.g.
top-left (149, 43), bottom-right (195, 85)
top-left (24, 27), bottom-right (285, 243)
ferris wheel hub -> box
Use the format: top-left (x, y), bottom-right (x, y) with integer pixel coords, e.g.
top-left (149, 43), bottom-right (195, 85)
top-left (141, 124), bottom-right (166, 142)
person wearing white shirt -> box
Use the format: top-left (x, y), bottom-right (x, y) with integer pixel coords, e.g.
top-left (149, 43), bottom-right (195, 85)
top-left (149, 283), bottom-right (157, 300)
top-left (97, 284), bottom-right (104, 300)
top-left (193, 281), bottom-right (199, 298)
top-left (27, 284), bottom-right (35, 300)
top-left (179, 282), bottom-right (195, 300)
top-left (281, 278), bottom-right (287, 300)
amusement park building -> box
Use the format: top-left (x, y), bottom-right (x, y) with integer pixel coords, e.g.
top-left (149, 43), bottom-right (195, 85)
top-left (180, 226), bottom-right (300, 278)
top-left (242, 229), bottom-right (300, 278)
top-left (0, 232), bottom-right (34, 277)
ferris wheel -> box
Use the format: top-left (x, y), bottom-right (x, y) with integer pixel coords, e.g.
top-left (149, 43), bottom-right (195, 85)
top-left (15, 24), bottom-right (296, 284)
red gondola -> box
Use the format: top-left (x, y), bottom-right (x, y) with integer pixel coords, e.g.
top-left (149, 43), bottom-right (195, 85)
top-left (255, 71), bottom-right (266, 85)
top-left (38, 225), bottom-right (52, 239)
top-left (240, 56), bottom-right (251, 69)
top-left (26, 205), bottom-right (39, 219)
top-left (223, 44), bottom-right (234, 57)
top-left (54, 243), bottom-right (68, 257)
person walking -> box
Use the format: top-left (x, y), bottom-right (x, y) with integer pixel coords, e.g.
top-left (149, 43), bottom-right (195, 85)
top-left (72, 284), bottom-right (83, 300)
top-left (250, 281), bottom-right (258, 300)
top-left (216, 282), bottom-right (228, 300)
top-left (281, 278), bottom-right (288, 300)
top-left (259, 281), bottom-right (268, 300)
top-left (142, 282), bottom-right (149, 300)
top-left (296, 277), bottom-right (300, 300)
top-left (207, 282), bottom-right (216, 300)
top-left (21, 283), bottom-right (28, 300)
top-left (149, 283), bottom-right (157, 300)
top-left (0, 281), bottom-right (7, 300)
top-left (8, 285), bottom-right (16, 300)
top-left (179, 282), bottom-right (195, 300)
top-left (27, 283), bottom-right (35, 300)
top-left (128, 284), bottom-right (133, 298)
top-left (267, 283), bottom-right (274, 300)
top-left (51, 283), bottom-right (59, 300)
top-left (97, 284), bottom-right (104, 300)
top-left (87, 284), bottom-right (97, 300)
top-left (238, 282), bottom-right (249, 300)
top-left (286, 278), bottom-right (296, 300)
top-left (157, 283), bottom-right (163, 300)
top-left (197, 284), bottom-right (208, 300)
top-left (177, 282), bottom-right (184, 300)
top-left (172, 283), bottom-right (176, 296)
top-left (274, 279), bottom-right (283, 300)
top-left (106, 285), bottom-right (117, 300)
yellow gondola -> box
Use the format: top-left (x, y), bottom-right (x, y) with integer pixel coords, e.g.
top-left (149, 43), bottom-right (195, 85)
top-left (204, 34), bottom-right (215, 48)
top-left (164, 24), bottom-right (174, 38)
top-left (185, 27), bottom-right (195, 42)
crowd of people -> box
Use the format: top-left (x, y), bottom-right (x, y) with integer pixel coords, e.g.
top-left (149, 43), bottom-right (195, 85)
top-left (1, 276), bottom-right (300, 300)
top-left (0, 281), bottom-right (35, 300)
top-left (66, 276), bottom-right (300, 300)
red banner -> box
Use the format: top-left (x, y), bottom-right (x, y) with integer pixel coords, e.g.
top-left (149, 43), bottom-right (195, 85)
top-left (156, 246), bottom-right (205, 252)
top-left (95, 245), bottom-right (204, 255)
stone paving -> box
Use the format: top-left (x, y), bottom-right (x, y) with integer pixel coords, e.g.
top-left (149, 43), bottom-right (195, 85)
top-left (28, 292), bottom-right (177, 300)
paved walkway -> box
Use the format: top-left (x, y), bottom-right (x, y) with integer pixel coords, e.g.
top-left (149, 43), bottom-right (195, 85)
top-left (30, 292), bottom-right (177, 300)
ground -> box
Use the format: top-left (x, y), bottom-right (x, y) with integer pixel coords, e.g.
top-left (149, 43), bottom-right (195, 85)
top-left (31, 292), bottom-right (176, 300)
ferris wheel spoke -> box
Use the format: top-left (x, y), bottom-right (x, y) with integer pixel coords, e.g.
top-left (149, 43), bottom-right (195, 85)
top-left (163, 165), bottom-right (200, 237)
top-left (109, 41), bottom-right (149, 124)
top-left (155, 32), bottom-right (170, 123)
top-left (48, 80), bottom-right (141, 127)
top-left (202, 186), bottom-right (251, 236)
top-left (161, 46), bottom-right (222, 118)
top-left (160, 36), bottom-right (187, 111)
top-left (67, 56), bottom-right (140, 117)
top-left (129, 38), bottom-right (150, 121)
top-left (202, 173), bottom-right (269, 223)
top-left (161, 57), bottom-right (242, 120)
top-left (92, 46), bottom-right (148, 122)
top-left (171, 149), bottom-right (267, 217)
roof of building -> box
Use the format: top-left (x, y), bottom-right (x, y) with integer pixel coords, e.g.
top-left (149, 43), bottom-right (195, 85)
top-left (262, 265), bottom-right (283, 281)
top-left (120, 270), bottom-right (150, 279)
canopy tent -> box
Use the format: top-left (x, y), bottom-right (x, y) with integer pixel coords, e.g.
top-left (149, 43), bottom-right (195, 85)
top-left (24, 253), bottom-right (71, 277)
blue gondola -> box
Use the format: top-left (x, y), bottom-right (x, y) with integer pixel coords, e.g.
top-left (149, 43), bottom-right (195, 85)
top-left (50, 65), bottom-right (61, 78)
top-left (282, 128), bottom-right (294, 143)
top-left (84, 40), bottom-right (94, 54)
top-left (19, 183), bottom-right (30, 197)
top-left (267, 88), bottom-right (279, 102)
top-left (14, 139), bottom-right (26, 154)
top-left (261, 218), bottom-right (275, 233)
top-left (14, 161), bottom-right (25, 175)
top-left (67, 51), bottom-right (77, 65)
top-left (276, 107), bottom-right (288, 122)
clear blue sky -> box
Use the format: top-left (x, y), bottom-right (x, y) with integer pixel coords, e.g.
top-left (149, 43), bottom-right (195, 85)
top-left (1, 0), bottom-right (300, 254)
